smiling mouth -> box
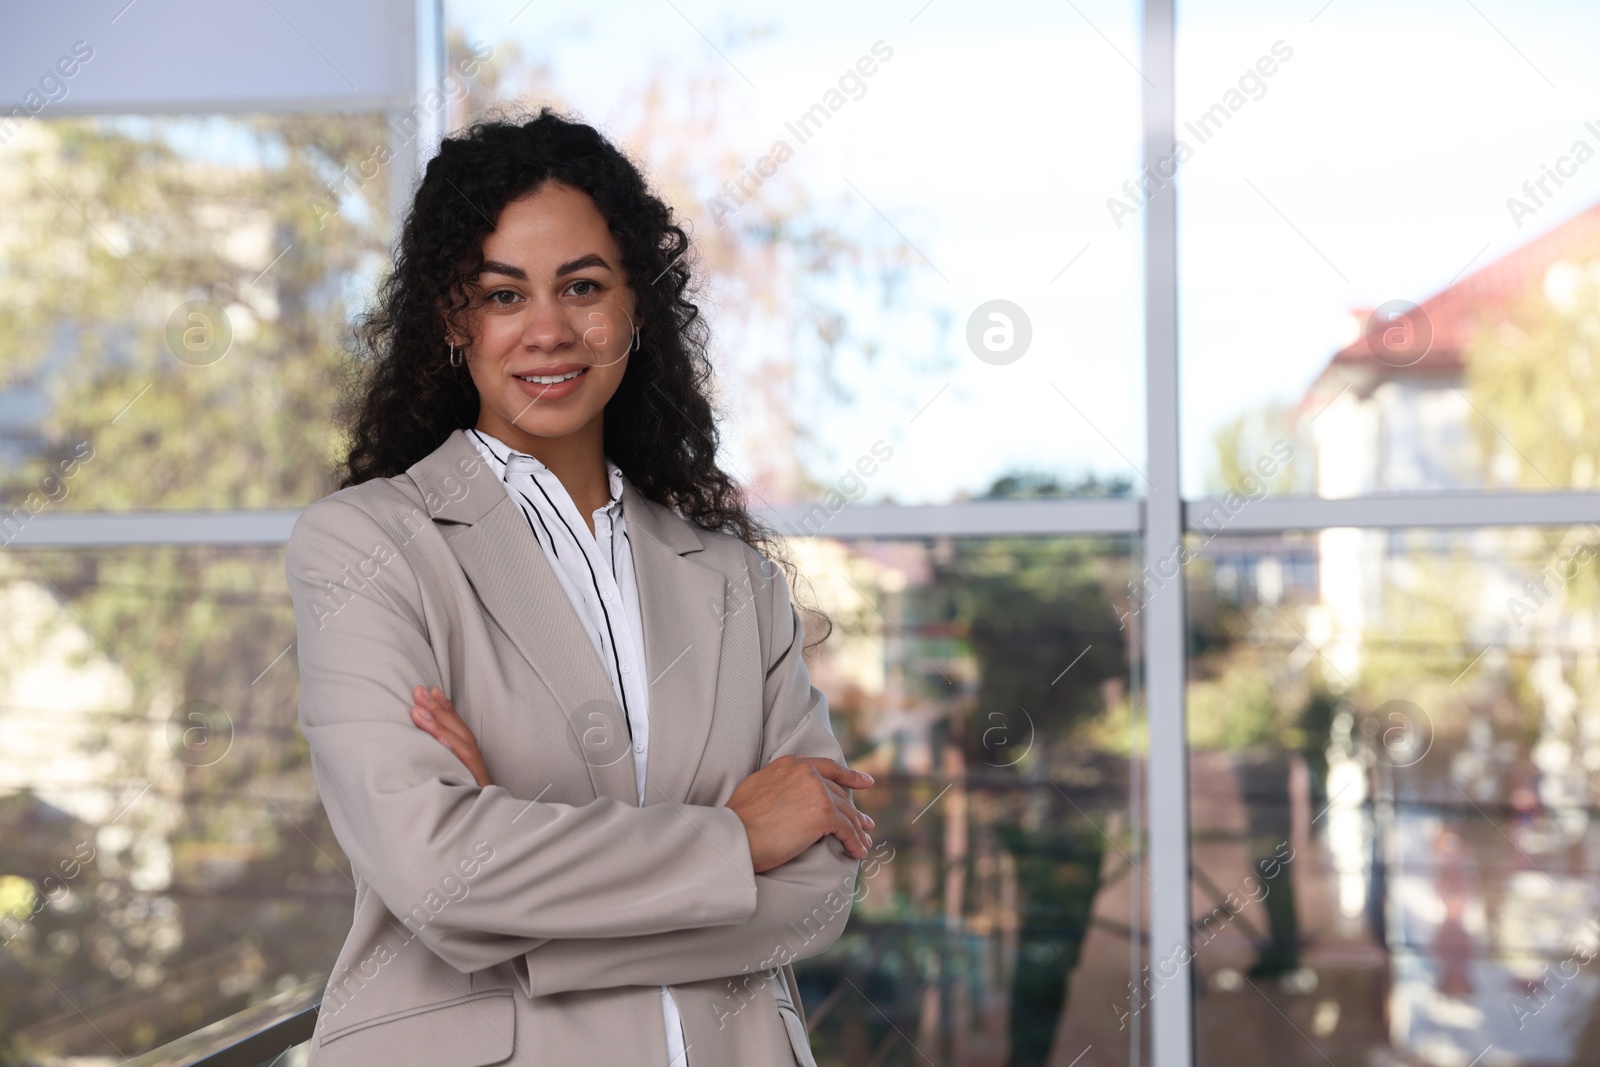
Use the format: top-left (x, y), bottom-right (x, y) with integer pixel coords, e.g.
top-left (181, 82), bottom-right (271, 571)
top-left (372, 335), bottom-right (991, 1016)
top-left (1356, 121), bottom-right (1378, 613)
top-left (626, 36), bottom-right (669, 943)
top-left (514, 368), bottom-right (586, 385)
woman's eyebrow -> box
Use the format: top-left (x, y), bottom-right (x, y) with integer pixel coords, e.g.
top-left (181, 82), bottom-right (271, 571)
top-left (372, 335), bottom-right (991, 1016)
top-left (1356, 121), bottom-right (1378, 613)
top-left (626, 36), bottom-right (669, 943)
top-left (553, 253), bottom-right (613, 277)
top-left (479, 260), bottom-right (528, 280)
top-left (478, 254), bottom-right (613, 281)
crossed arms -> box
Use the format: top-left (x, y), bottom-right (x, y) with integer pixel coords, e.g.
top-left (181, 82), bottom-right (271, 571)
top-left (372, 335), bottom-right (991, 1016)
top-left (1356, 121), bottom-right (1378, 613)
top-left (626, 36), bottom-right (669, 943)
top-left (287, 497), bottom-right (869, 996)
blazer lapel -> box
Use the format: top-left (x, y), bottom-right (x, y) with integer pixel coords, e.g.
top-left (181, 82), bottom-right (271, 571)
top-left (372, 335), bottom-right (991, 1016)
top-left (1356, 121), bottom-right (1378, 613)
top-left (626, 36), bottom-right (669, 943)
top-left (620, 482), bottom-right (728, 806)
top-left (406, 430), bottom-right (729, 807)
top-left (407, 430), bottom-right (637, 805)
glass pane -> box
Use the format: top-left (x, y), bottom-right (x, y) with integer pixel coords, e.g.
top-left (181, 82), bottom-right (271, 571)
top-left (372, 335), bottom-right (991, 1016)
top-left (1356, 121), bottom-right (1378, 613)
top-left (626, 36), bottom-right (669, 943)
top-left (0, 546), bottom-right (346, 1060)
top-left (790, 533), bottom-right (1146, 1065)
top-left (0, 534), bottom-right (1147, 1065)
top-left (1177, 1), bottom-right (1600, 498)
top-left (1186, 525), bottom-right (1600, 1065)
top-left (0, 112), bottom-right (402, 512)
top-left (445, 0), bottom-right (1146, 506)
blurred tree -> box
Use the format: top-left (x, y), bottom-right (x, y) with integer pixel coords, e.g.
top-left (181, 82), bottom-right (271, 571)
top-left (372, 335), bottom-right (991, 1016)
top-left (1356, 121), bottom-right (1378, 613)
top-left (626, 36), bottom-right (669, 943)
top-left (1465, 264), bottom-right (1600, 495)
top-left (1205, 401), bottom-right (1312, 498)
top-left (934, 534), bottom-right (1126, 773)
top-left (1464, 263), bottom-right (1600, 616)
top-left (0, 99), bottom-right (389, 1055)
top-left (979, 469), bottom-right (1134, 500)
top-left (923, 470), bottom-right (1129, 1065)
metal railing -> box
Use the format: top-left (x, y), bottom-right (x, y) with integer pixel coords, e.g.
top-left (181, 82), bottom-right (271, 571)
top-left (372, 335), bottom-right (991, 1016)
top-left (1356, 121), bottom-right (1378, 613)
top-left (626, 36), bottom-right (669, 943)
top-left (126, 977), bottom-right (322, 1067)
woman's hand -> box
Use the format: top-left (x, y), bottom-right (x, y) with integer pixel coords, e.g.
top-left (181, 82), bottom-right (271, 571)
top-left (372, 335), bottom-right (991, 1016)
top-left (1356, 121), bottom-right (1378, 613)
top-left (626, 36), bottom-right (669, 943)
top-left (725, 755), bottom-right (876, 873)
top-left (409, 685), bottom-right (493, 788)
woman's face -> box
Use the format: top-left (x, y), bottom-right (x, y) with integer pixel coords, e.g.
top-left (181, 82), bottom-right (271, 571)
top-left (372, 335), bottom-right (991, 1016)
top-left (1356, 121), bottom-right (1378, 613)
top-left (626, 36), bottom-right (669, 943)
top-left (454, 181), bottom-right (637, 449)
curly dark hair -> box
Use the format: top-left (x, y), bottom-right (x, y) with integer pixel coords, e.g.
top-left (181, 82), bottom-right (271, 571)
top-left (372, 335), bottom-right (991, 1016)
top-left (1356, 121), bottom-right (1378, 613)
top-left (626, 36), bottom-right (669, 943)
top-left (335, 105), bottom-right (828, 644)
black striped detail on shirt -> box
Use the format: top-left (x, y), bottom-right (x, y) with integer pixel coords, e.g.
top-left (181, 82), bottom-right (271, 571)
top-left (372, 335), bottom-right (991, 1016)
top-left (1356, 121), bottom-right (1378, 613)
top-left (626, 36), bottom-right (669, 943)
top-left (472, 429), bottom-right (635, 742)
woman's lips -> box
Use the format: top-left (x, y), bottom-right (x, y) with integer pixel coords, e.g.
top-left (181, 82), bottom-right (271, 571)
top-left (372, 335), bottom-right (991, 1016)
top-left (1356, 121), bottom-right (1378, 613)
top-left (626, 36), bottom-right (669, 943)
top-left (513, 366), bottom-right (587, 401)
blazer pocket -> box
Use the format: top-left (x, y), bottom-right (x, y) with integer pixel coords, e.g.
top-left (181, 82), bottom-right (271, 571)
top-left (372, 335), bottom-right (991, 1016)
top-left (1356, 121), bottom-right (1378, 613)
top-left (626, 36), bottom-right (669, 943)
top-left (769, 979), bottom-right (819, 1067)
top-left (316, 989), bottom-right (515, 1067)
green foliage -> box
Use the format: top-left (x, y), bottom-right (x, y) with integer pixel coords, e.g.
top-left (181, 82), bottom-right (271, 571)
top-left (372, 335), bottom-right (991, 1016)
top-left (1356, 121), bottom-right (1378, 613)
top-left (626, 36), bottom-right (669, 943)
top-left (1464, 267), bottom-right (1600, 494)
top-left (978, 468), bottom-right (1134, 500)
top-left (927, 533), bottom-right (1128, 773)
top-left (1186, 652), bottom-right (1288, 750)
top-left (1206, 401), bottom-right (1310, 497)
top-left (0, 110), bottom-right (392, 1057)
top-left (1, 113), bottom-right (390, 512)
top-left (1465, 269), bottom-right (1600, 617)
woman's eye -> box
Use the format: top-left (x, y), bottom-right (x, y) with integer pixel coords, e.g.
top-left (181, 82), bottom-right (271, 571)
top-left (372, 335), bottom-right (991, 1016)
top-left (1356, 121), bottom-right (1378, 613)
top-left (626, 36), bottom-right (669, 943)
top-left (568, 279), bottom-right (601, 297)
top-left (488, 290), bottom-right (520, 305)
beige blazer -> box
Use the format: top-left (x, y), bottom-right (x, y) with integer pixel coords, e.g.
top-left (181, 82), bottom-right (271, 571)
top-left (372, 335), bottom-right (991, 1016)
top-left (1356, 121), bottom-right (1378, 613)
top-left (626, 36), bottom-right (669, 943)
top-left (285, 429), bottom-right (859, 1067)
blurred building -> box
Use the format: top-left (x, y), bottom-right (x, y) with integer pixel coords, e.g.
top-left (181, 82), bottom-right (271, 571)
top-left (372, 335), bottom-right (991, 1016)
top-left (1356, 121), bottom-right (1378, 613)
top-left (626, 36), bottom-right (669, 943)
top-left (1284, 202), bottom-right (1600, 1065)
top-left (1304, 201), bottom-right (1600, 683)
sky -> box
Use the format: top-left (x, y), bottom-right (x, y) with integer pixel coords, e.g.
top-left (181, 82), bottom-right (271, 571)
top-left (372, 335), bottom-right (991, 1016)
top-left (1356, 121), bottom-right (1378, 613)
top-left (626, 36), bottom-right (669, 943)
top-left (1176, 0), bottom-right (1600, 494)
top-left (449, 0), bottom-right (1147, 505)
top-left (78, 0), bottom-right (1600, 504)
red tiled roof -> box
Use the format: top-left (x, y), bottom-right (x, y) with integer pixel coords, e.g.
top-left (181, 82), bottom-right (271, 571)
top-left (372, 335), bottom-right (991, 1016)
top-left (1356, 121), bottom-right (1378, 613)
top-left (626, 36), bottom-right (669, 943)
top-left (1306, 200), bottom-right (1600, 401)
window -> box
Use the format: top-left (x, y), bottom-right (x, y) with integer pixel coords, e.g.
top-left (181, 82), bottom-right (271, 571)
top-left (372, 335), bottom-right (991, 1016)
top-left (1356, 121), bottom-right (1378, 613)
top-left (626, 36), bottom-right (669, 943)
top-left (0, 112), bottom-right (394, 515)
top-left (791, 533), bottom-right (1143, 1064)
top-left (1187, 525), bottom-right (1600, 1065)
top-left (5, 3), bottom-right (1600, 1065)
top-left (444, 0), bottom-right (1146, 506)
top-left (1178, 0), bottom-right (1600, 500)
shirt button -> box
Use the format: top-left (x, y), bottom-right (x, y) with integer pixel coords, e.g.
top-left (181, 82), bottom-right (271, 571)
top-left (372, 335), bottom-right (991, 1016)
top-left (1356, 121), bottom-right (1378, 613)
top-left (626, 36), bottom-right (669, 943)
top-left (620, 661), bottom-right (631, 674)
top-left (602, 589), bottom-right (614, 601)
top-left (633, 739), bottom-right (645, 754)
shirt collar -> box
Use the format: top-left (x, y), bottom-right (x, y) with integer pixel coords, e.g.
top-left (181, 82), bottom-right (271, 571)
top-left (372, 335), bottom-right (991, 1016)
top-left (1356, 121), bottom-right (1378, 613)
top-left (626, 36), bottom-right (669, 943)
top-left (468, 429), bottom-right (624, 509)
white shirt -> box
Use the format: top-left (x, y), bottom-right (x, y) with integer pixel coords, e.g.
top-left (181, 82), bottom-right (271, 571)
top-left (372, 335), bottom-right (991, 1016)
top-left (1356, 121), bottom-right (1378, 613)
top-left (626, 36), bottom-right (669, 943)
top-left (468, 429), bottom-right (689, 1067)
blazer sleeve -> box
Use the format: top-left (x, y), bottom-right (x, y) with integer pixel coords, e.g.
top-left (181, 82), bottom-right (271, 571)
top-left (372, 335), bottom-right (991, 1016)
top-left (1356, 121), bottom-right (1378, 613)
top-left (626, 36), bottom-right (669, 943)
top-left (286, 496), bottom-right (759, 976)
top-left (512, 544), bottom-right (863, 998)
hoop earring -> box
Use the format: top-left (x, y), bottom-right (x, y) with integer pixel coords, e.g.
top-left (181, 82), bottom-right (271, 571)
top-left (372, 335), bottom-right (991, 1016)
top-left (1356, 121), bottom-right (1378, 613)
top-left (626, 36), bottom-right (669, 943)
top-left (630, 327), bottom-right (641, 354)
top-left (449, 343), bottom-right (462, 369)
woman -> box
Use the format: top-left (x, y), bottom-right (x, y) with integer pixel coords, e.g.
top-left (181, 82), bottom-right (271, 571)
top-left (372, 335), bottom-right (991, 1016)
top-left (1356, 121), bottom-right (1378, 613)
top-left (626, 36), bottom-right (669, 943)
top-left (285, 107), bottom-right (875, 1067)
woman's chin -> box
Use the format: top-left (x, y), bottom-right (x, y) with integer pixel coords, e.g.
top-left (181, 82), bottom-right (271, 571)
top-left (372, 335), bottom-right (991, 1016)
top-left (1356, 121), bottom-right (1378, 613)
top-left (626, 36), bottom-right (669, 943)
top-left (492, 411), bottom-right (595, 443)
